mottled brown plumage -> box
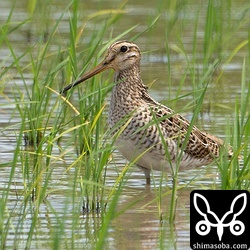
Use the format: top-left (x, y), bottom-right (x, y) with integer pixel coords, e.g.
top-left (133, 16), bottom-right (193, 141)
top-left (62, 41), bottom-right (231, 184)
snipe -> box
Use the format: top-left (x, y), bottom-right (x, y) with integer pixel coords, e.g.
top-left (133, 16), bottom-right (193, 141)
top-left (62, 41), bottom-right (231, 185)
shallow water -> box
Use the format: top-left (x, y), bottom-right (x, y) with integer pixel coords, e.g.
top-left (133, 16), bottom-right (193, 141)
top-left (0, 0), bottom-right (249, 249)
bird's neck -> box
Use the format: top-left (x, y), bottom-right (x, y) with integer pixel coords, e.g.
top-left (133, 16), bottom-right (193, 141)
top-left (108, 65), bottom-right (157, 127)
top-left (112, 65), bottom-right (152, 105)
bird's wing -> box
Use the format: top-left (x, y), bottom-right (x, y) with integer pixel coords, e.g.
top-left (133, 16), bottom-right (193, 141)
top-left (152, 104), bottom-right (222, 159)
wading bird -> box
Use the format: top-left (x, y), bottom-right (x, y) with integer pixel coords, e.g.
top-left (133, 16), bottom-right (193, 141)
top-left (62, 41), bottom-right (231, 185)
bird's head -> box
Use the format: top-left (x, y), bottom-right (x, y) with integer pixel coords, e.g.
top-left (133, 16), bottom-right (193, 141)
top-left (61, 41), bottom-right (141, 94)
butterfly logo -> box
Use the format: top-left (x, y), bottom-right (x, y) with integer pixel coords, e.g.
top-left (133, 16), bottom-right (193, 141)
top-left (193, 193), bottom-right (247, 241)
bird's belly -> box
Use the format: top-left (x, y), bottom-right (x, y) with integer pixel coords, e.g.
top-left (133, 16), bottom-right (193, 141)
top-left (115, 138), bottom-right (208, 173)
top-left (115, 138), bottom-right (168, 171)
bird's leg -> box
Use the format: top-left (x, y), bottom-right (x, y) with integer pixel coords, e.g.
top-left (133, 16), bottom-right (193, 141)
top-left (137, 165), bottom-right (151, 185)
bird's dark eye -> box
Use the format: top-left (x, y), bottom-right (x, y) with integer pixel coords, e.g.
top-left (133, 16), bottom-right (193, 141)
top-left (120, 45), bottom-right (128, 52)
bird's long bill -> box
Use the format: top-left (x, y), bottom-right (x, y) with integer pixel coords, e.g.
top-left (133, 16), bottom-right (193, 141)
top-left (61, 60), bottom-right (108, 94)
